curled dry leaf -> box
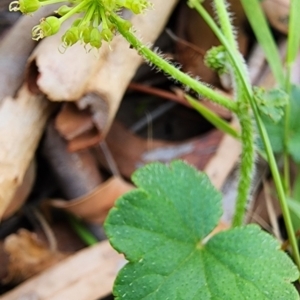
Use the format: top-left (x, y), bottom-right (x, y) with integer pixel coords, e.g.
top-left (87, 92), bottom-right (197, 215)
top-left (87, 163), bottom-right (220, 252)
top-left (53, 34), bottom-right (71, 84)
top-left (261, 0), bottom-right (290, 34)
top-left (55, 102), bottom-right (102, 152)
top-left (55, 103), bottom-right (94, 141)
top-left (50, 176), bottom-right (133, 224)
top-left (3, 229), bottom-right (67, 285)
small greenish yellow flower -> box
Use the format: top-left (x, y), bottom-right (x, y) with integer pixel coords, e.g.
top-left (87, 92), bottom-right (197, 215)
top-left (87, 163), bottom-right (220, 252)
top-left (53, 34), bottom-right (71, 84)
top-left (32, 16), bottom-right (61, 40)
top-left (9, 0), bottom-right (40, 14)
top-left (62, 27), bottom-right (80, 48)
top-left (123, 0), bottom-right (150, 14)
top-left (90, 27), bottom-right (102, 49)
top-left (101, 28), bottom-right (114, 42)
top-left (9, 0), bottom-right (152, 50)
top-left (80, 26), bottom-right (92, 44)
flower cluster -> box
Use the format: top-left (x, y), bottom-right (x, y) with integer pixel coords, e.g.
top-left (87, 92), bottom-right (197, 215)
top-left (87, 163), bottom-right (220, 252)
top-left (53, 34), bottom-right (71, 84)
top-left (9, 0), bottom-right (151, 50)
top-left (204, 45), bottom-right (227, 75)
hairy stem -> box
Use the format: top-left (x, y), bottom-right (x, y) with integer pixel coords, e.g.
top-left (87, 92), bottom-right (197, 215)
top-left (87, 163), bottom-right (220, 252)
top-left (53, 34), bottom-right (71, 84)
top-left (109, 14), bottom-right (237, 112)
top-left (233, 103), bottom-right (255, 226)
top-left (213, 0), bottom-right (237, 49)
top-left (212, 0), bottom-right (255, 225)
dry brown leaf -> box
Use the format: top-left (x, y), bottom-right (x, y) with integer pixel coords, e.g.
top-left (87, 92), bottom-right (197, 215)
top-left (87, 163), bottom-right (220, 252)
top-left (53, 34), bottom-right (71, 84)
top-left (2, 229), bottom-right (67, 285)
top-left (261, 0), bottom-right (289, 34)
top-left (96, 121), bottom-right (223, 179)
top-left (55, 103), bottom-right (94, 141)
top-left (50, 176), bottom-right (133, 224)
top-left (54, 103), bottom-right (102, 151)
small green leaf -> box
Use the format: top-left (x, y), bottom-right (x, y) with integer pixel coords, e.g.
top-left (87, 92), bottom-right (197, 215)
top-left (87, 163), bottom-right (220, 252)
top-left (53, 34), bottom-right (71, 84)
top-left (255, 87), bottom-right (288, 123)
top-left (105, 160), bottom-right (298, 299)
top-left (260, 85), bottom-right (300, 163)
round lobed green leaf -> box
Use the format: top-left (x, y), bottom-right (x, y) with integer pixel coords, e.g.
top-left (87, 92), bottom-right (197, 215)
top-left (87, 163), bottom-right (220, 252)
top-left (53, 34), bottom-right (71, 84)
top-left (105, 160), bottom-right (299, 299)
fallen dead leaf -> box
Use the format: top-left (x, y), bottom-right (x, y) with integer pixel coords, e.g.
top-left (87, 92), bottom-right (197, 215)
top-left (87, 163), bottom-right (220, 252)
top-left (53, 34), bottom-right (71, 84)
top-left (2, 229), bottom-right (67, 285)
top-left (50, 176), bottom-right (133, 224)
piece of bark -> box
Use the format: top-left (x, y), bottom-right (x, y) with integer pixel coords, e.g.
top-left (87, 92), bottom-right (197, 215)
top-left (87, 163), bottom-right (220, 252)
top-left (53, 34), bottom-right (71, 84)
top-left (1, 240), bottom-right (123, 300)
top-left (2, 160), bottom-right (35, 220)
top-left (0, 5), bottom-right (58, 103)
top-left (0, 85), bottom-right (52, 219)
top-left (27, 0), bottom-right (179, 141)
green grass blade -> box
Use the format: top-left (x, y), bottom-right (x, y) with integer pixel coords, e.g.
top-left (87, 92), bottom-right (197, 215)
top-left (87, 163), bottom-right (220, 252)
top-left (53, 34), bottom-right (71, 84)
top-left (68, 215), bottom-right (98, 246)
top-left (186, 94), bottom-right (240, 139)
top-left (286, 0), bottom-right (300, 65)
top-left (241, 0), bottom-right (285, 86)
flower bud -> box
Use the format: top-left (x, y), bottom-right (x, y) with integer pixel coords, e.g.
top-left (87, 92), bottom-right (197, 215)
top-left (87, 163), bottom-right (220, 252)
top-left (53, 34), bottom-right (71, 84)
top-left (90, 28), bottom-right (102, 49)
top-left (101, 28), bottom-right (113, 42)
top-left (72, 18), bottom-right (83, 27)
top-left (9, 0), bottom-right (40, 14)
top-left (204, 46), bottom-right (227, 74)
top-left (56, 5), bottom-right (72, 16)
top-left (124, 0), bottom-right (149, 14)
top-left (32, 16), bottom-right (61, 40)
top-left (62, 27), bottom-right (80, 47)
top-left (80, 26), bottom-right (92, 44)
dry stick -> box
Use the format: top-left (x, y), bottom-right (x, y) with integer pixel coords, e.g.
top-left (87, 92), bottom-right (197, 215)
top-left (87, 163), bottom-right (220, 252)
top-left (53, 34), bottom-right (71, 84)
top-left (0, 87), bottom-right (52, 218)
top-left (128, 82), bottom-right (189, 107)
top-left (128, 82), bottom-right (232, 119)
